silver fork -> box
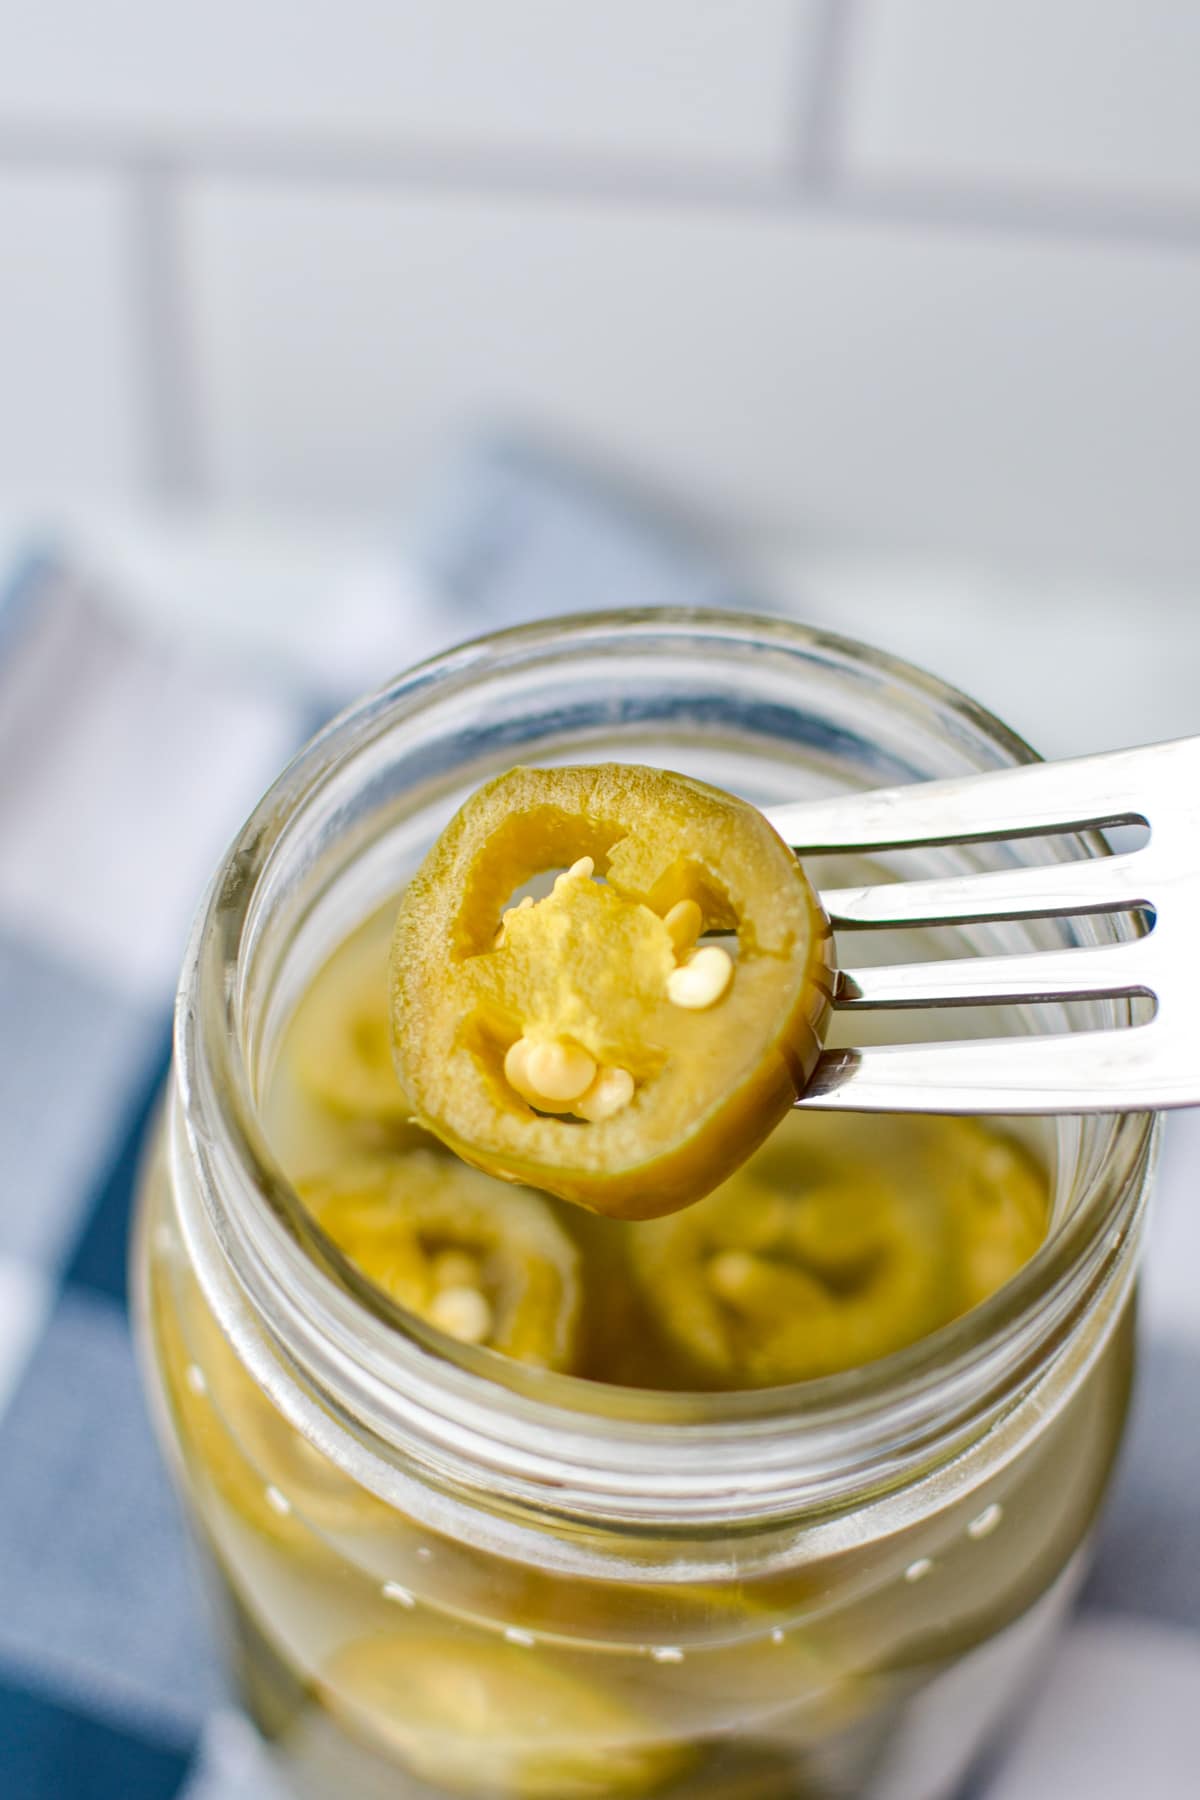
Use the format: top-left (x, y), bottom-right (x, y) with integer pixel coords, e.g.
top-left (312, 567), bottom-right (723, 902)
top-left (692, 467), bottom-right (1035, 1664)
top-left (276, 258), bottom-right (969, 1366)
top-left (762, 735), bottom-right (1200, 1115)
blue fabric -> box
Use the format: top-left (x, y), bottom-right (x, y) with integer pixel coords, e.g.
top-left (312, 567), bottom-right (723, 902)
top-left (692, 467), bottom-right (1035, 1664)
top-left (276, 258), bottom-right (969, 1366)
top-left (65, 1029), bottom-right (174, 1305)
top-left (0, 1677), bottom-right (190, 1800)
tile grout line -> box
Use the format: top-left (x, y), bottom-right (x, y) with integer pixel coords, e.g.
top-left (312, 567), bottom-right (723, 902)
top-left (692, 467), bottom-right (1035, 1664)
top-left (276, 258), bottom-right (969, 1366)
top-left (0, 125), bottom-right (786, 208)
top-left (3, 128), bottom-right (1200, 255)
top-left (792, 0), bottom-right (858, 190)
top-left (127, 159), bottom-right (204, 502)
top-left (827, 174), bottom-right (1200, 253)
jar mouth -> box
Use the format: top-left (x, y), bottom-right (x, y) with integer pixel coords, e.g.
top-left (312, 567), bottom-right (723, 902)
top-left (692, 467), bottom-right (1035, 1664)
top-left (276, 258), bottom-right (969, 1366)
top-left (176, 608), bottom-right (1156, 1523)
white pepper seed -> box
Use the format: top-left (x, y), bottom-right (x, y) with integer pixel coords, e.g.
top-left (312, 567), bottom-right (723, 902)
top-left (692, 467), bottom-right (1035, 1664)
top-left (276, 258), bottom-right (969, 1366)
top-left (505, 1034), bottom-right (597, 1106)
top-left (432, 1249), bottom-right (481, 1290)
top-left (576, 1065), bottom-right (635, 1123)
top-left (524, 1039), bottom-right (597, 1103)
top-left (666, 944), bottom-right (733, 1010)
top-left (553, 855), bottom-right (595, 894)
top-left (429, 1285), bottom-right (493, 1345)
top-left (663, 898), bottom-right (703, 952)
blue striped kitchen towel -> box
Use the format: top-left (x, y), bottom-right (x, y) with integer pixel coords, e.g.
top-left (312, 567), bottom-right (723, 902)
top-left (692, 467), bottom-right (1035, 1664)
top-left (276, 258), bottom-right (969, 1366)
top-left (0, 445), bottom-right (1196, 1800)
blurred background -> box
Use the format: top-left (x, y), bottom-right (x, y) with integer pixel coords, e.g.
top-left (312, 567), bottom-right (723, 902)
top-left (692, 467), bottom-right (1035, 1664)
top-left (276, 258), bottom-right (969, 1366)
top-left (1, 6), bottom-right (1198, 1800)
top-left (2, 0), bottom-right (1200, 747)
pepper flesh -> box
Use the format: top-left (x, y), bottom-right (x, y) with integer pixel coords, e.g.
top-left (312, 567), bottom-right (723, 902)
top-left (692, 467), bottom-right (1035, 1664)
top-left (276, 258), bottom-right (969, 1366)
top-left (300, 1150), bottom-right (582, 1371)
top-left (320, 1633), bottom-right (692, 1798)
top-left (390, 764), bottom-right (832, 1219)
top-left (629, 1111), bottom-right (1048, 1386)
top-left (153, 1269), bottom-right (394, 1553)
top-left (291, 925), bottom-right (411, 1123)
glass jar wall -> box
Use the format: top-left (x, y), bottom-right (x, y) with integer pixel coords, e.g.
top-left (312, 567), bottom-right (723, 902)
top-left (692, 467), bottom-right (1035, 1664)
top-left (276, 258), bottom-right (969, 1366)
top-left (133, 613), bottom-right (1156, 1800)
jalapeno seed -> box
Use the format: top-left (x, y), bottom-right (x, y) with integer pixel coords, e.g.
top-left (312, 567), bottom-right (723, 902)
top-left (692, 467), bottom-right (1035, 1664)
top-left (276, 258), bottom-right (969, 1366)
top-left (493, 893), bottom-right (535, 948)
top-left (576, 1065), bottom-right (636, 1123)
top-left (666, 943), bottom-right (734, 1010)
top-left (663, 898), bottom-right (703, 952)
top-left (505, 1035), bottom-right (598, 1108)
top-left (429, 1284), bottom-right (494, 1345)
top-left (431, 1248), bottom-right (482, 1289)
top-left (554, 855), bottom-right (596, 891)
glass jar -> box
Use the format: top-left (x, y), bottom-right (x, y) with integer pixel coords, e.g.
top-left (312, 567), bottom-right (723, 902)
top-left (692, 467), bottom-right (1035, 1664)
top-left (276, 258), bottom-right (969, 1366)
top-left (133, 611), bottom-right (1156, 1800)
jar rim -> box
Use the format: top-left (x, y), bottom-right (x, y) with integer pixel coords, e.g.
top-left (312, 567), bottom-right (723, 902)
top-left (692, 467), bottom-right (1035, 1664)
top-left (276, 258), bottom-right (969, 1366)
top-left (175, 607), bottom-right (1156, 1527)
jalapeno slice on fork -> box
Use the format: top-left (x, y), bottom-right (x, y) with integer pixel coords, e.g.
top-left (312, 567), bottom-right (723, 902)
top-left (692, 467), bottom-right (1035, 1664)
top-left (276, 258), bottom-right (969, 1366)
top-left (390, 765), bottom-right (832, 1218)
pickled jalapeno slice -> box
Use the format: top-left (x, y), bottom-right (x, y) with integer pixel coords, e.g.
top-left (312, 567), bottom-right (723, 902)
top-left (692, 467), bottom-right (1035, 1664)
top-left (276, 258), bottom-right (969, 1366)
top-left (321, 1632), bottom-right (691, 1799)
top-left (941, 1120), bottom-right (1048, 1310)
top-left (300, 1149), bottom-right (583, 1370)
top-left (390, 765), bottom-right (832, 1219)
top-left (291, 925), bottom-right (410, 1124)
top-left (155, 1273), bottom-right (392, 1550)
top-left (629, 1112), bottom-right (1048, 1386)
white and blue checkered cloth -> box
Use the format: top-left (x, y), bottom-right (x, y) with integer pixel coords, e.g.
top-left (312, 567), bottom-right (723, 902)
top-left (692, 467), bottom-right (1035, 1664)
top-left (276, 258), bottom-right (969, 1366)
top-left (0, 448), bottom-right (1196, 1798)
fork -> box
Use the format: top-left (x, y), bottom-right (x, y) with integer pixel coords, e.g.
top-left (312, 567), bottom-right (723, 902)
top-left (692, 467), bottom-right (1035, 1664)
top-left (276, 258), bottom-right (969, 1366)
top-left (761, 735), bottom-right (1200, 1115)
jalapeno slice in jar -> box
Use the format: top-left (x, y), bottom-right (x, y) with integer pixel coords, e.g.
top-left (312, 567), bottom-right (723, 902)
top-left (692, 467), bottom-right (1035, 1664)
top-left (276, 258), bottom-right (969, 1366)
top-left (320, 1632), bottom-right (691, 1799)
top-left (291, 923), bottom-right (411, 1125)
top-left (629, 1112), bottom-right (1048, 1386)
top-left (299, 1149), bottom-right (583, 1371)
top-left (390, 765), bottom-right (832, 1219)
top-left (154, 1271), bottom-right (392, 1552)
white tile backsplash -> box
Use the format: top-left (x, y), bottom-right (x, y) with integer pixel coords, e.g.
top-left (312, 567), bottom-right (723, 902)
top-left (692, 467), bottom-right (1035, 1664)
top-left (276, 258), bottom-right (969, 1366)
top-left (181, 178), bottom-right (1200, 575)
top-left (746, 543), bottom-right (1200, 759)
top-left (1, 4), bottom-right (1200, 583)
top-left (0, 0), bottom-right (805, 175)
top-left (842, 1), bottom-right (1200, 205)
top-left (0, 169), bottom-right (143, 495)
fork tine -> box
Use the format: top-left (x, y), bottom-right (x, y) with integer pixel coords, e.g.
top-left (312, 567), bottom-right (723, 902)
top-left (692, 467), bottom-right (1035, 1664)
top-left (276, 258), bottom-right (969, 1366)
top-left (837, 939), bottom-right (1153, 1009)
top-left (762, 739), bottom-right (1178, 854)
top-left (819, 852), bottom-right (1150, 929)
top-left (758, 736), bottom-right (1200, 1112)
top-left (798, 1024), bottom-right (1180, 1113)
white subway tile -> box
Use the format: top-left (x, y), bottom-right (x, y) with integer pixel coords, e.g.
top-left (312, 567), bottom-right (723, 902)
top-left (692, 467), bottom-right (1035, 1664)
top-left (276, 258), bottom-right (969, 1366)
top-left (842, 1), bottom-right (1200, 206)
top-left (0, 170), bottom-right (143, 495)
top-left (0, 1), bottom-right (806, 176)
top-left (182, 180), bottom-right (1200, 576)
top-left (743, 547), bottom-right (1200, 760)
